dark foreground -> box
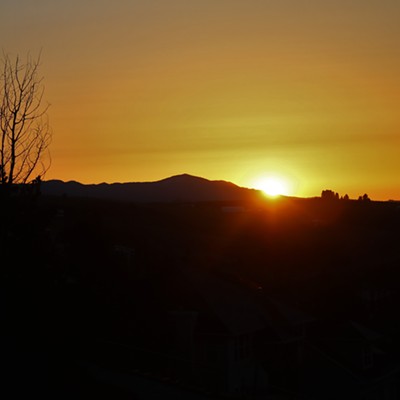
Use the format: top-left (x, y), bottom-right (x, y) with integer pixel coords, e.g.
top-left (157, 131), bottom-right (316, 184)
top-left (2, 192), bottom-right (400, 399)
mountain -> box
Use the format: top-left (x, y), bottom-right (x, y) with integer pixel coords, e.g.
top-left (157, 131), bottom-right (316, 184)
top-left (41, 174), bottom-right (260, 203)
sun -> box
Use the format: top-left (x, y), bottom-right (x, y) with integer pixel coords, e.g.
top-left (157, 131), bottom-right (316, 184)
top-left (252, 176), bottom-right (291, 198)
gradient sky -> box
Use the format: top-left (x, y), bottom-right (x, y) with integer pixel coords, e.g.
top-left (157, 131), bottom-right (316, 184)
top-left (2, 0), bottom-right (400, 199)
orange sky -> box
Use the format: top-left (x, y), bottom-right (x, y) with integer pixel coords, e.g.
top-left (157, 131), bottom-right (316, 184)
top-left (2, 0), bottom-right (400, 200)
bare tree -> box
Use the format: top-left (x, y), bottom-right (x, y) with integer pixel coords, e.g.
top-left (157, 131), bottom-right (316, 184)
top-left (0, 51), bottom-right (51, 187)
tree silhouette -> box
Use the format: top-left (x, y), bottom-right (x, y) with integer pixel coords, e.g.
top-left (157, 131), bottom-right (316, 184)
top-left (0, 52), bottom-right (51, 187)
top-left (321, 190), bottom-right (339, 201)
top-left (358, 194), bottom-right (371, 202)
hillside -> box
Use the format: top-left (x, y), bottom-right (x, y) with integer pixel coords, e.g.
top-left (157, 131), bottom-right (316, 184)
top-left (41, 173), bottom-right (260, 203)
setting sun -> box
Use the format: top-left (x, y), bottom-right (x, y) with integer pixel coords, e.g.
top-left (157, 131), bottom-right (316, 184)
top-left (252, 176), bottom-right (291, 198)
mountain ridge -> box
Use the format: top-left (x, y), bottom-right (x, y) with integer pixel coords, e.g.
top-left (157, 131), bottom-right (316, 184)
top-left (41, 173), bottom-right (259, 203)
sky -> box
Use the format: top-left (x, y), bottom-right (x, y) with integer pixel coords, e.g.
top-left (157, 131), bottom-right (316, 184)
top-left (1, 0), bottom-right (400, 200)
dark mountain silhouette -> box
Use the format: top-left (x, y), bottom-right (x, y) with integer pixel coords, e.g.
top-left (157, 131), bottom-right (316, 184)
top-left (41, 173), bottom-right (260, 202)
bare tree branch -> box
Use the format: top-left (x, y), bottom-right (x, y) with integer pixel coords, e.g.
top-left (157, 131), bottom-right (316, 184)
top-left (0, 51), bottom-right (52, 186)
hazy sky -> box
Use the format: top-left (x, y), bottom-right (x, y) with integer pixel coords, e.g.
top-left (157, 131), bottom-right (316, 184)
top-left (2, 0), bottom-right (400, 199)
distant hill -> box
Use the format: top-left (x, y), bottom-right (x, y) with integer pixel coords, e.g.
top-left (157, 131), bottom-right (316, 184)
top-left (41, 174), bottom-right (260, 203)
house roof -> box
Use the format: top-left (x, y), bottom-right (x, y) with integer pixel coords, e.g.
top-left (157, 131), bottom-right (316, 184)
top-left (182, 267), bottom-right (267, 336)
top-left (179, 267), bottom-right (317, 340)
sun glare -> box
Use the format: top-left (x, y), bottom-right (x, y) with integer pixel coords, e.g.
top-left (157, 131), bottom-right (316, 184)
top-left (252, 176), bottom-right (291, 198)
